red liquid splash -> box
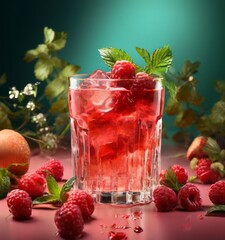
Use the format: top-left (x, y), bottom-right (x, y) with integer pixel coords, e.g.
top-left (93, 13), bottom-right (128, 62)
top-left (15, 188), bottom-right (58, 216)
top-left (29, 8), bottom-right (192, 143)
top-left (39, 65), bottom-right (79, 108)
top-left (108, 231), bottom-right (128, 240)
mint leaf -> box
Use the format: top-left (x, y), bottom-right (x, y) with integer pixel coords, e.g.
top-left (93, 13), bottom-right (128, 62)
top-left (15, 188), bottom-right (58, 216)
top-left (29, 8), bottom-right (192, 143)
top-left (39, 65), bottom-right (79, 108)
top-left (135, 47), bottom-right (151, 65)
top-left (179, 60), bottom-right (200, 81)
top-left (206, 205), bottom-right (225, 216)
top-left (61, 177), bottom-right (75, 193)
top-left (145, 45), bottom-right (172, 75)
top-left (33, 194), bottom-right (59, 205)
top-left (160, 168), bottom-right (182, 193)
top-left (46, 175), bottom-right (61, 197)
top-left (98, 48), bottom-right (133, 68)
top-left (0, 168), bottom-right (10, 199)
top-left (60, 177), bottom-right (75, 200)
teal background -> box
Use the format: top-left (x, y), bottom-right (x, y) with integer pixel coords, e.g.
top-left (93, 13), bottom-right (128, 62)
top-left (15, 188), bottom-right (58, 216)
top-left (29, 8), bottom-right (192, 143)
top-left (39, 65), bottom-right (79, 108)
top-left (1, 0), bottom-right (225, 137)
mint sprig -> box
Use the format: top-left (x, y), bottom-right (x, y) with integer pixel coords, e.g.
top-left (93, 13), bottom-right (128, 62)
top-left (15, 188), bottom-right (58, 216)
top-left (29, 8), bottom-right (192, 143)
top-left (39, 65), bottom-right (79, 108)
top-left (33, 176), bottom-right (75, 206)
top-left (99, 45), bottom-right (172, 75)
top-left (98, 45), bottom-right (174, 95)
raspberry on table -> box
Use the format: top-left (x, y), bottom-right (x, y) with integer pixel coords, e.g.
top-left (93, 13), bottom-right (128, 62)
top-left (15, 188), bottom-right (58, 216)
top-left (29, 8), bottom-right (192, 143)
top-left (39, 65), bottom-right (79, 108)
top-left (65, 189), bottom-right (95, 220)
top-left (209, 180), bottom-right (225, 205)
top-left (6, 189), bottom-right (32, 220)
top-left (111, 60), bottom-right (136, 79)
top-left (153, 185), bottom-right (177, 212)
top-left (178, 183), bottom-right (202, 211)
top-left (196, 158), bottom-right (221, 184)
top-left (18, 172), bottom-right (46, 198)
top-left (36, 159), bottom-right (64, 181)
top-left (159, 164), bottom-right (188, 192)
top-left (54, 203), bottom-right (84, 239)
top-left (171, 164), bottom-right (188, 184)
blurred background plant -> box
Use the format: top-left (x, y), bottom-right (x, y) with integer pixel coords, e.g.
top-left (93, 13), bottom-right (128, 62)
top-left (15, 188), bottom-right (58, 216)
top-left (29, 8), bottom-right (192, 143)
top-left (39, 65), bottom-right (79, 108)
top-left (0, 26), bottom-right (224, 153)
top-left (164, 61), bottom-right (225, 146)
top-left (0, 27), bottom-right (80, 154)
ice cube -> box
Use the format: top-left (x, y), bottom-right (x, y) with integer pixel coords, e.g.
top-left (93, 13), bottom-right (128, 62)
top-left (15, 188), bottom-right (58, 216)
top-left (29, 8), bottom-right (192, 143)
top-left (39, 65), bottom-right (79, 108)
top-left (89, 69), bottom-right (109, 79)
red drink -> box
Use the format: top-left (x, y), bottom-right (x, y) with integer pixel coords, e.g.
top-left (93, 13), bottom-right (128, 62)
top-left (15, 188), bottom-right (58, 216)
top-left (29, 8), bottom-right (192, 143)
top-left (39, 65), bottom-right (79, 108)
top-left (68, 74), bottom-right (164, 204)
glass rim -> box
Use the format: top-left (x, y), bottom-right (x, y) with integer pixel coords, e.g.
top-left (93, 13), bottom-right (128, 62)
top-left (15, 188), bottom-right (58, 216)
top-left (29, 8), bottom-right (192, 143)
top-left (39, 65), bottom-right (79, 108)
top-left (68, 74), bottom-right (163, 81)
top-left (68, 74), bottom-right (164, 90)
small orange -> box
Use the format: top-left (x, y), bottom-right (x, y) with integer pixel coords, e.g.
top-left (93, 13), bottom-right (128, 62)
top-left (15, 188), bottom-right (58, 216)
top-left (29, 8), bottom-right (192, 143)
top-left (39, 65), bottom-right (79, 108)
top-left (0, 129), bottom-right (31, 176)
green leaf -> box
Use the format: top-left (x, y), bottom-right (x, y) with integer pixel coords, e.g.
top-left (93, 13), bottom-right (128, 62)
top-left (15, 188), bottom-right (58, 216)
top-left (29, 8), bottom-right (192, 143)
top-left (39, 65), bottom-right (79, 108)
top-left (165, 97), bottom-right (182, 115)
top-left (0, 168), bottom-right (10, 199)
top-left (33, 194), bottom-right (59, 205)
top-left (46, 175), bottom-right (61, 197)
top-left (0, 111), bottom-right (12, 130)
top-left (34, 57), bottom-right (54, 80)
top-left (145, 45), bottom-right (172, 75)
top-left (44, 65), bottom-right (80, 100)
top-left (24, 44), bottom-right (49, 62)
top-left (160, 168), bottom-right (182, 193)
top-left (176, 83), bottom-right (204, 106)
top-left (175, 108), bottom-right (197, 128)
top-left (61, 177), bottom-right (75, 193)
top-left (60, 177), bottom-right (75, 201)
top-left (44, 27), bottom-right (55, 44)
top-left (45, 27), bottom-right (67, 51)
top-left (206, 205), bottom-right (225, 216)
top-left (214, 80), bottom-right (225, 95)
top-left (98, 48), bottom-right (133, 68)
top-left (135, 47), bottom-right (151, 65)
top-left (179, 61), bottom-right (200, 81)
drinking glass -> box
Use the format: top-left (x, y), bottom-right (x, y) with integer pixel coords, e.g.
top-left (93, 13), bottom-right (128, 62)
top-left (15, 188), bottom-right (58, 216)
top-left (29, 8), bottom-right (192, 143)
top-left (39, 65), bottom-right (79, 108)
top-left (68, 74), bottom-right (165, 204)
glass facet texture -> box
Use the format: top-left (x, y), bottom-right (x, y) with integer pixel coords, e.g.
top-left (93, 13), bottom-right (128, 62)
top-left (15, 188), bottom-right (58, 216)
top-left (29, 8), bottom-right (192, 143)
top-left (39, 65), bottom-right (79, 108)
top-left (68, 75), bottom-right (164, 204)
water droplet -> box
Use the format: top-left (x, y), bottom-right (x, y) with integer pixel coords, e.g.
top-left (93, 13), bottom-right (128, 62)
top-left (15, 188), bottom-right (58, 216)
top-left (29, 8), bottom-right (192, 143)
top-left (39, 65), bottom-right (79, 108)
top-left (134, 226), bottom-right (143, 233)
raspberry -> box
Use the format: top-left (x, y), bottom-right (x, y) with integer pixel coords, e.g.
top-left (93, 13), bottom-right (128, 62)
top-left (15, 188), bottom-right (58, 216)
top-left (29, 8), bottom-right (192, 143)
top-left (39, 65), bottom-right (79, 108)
top-left (196, 158), bottom-right (221, 184)
top-left (65, 190), bottom-right (95, 220)
top-left (6, 189), bottom-right (32, 220)
top-left (153, 185), bottom-right (177, 212)
top-left (131, 72), bottom-right (156, 90)
top-left (36, 159), bottom-right (64, 181)
top-left (208, 180), bottom-right (225, 205)
top-left (171, 164), bottom-right (188, 184)
top-left (18, 172), bottom-right (46, 198)
top-left (111, 60), bottom-right (135, 79)
top-left (159, 165), bottom-right (188, 192)
top-left (178, 183), bottom-right (202, 211)
top-left (54, 203), bottom-right (84, 239)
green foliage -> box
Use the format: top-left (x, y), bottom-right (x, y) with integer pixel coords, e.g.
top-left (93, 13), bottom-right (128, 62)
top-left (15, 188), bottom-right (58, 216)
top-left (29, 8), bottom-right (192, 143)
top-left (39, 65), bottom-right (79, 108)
top-left (165, 60), bottom-right (225, 144)
top-left (0, 168), bottom-right (11, 199)
top-left (164, 60), bottom-right (205, 143)
top-left (99, 45), bottom-right (173, 75)
top-left (0, 27), bottom-right (80, 152)
top-left (33, 176), bottom-right (75, 206)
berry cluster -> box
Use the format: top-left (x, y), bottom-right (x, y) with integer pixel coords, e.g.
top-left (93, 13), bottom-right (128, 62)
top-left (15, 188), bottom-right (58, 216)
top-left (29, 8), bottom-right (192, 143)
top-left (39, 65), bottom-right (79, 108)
top-left (187, 136), bottom-right (225, 184)
top-left (55, 189), bottom-right (95, 239)
top-left (154, 164), bottom-right (202, 212)
top-left (6, 159), bottom-right (64, 219)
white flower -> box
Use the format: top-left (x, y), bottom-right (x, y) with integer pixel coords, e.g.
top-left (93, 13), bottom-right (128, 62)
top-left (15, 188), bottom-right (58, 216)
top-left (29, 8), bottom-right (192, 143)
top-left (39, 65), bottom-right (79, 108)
top-left (9, 87), bottom-right (20, 99)
top-left (23, 83), bottom-right (35, 96)
top-left (41, 133), bottom-right (58, 150)
top-left (32, 113), bottom-right (47, 126)
top-left (26, 101), bottom-right (36, 111)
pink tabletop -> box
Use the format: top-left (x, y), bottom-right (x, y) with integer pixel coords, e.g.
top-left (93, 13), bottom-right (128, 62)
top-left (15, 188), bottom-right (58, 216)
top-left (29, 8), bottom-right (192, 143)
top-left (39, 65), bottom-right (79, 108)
top-left (1, 144), bottom-right (224, 240)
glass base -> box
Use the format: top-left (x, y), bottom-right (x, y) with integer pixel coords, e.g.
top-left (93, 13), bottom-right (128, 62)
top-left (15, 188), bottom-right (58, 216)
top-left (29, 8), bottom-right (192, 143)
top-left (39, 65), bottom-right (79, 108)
top-left (92, 191), bottom-right (152, 205)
